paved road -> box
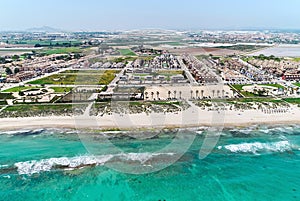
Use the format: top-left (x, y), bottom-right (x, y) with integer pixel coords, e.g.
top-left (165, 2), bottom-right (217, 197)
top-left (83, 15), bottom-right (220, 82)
top-left (178, 56), bottom-right (198, 85)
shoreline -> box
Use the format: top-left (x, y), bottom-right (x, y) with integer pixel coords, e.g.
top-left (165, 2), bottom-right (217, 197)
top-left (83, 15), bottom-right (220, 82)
top-left (1, 107), bottom-right (300, 131)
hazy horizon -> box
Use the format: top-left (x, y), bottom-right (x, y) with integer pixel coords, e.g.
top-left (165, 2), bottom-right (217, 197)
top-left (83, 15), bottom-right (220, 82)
top-left (1, 0), bottom-right (300, 31)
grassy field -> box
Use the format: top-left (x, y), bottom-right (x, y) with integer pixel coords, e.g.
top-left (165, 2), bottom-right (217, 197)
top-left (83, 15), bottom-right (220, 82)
top-left (283, 98), bottom-right (300, 104)
top-left (118, 49), bottom-right (136, 56)
top-left (50, 87), bottom-right (73, 93)
top-left (0, 103), bottom-right (87, 117)
top-left (292, 58), bottom-right (300, 62)
top-left (3, 86), bottom-right (41, 93)
top-left (230, 97), bottom-right (282, 103)
top-left (0, 93), bottom-right (14, 99)
top-left (29, 70), bottom-right (119, 85)
top-left (293, 83), bottom-right (300, 87)
top-left (42, 47), bottom-right (82, 55)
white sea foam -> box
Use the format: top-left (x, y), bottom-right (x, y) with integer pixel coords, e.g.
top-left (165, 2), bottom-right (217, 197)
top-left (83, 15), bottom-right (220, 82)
top-left (2, 175), bottom-right (11, 179)
top-left (0, 164), bottom-right (9, 168)
top-left (14, 152), bottom-right (175, 175)
top-left (219, 141), bottom-right (296, 154)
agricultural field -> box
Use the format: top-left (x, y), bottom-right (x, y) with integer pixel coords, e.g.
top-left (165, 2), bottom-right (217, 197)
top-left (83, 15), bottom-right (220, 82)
top-left (42, 47), bottom-right (83, 55)
top-left (28, 70), bottom-right (120, 85)
top-left (118, 49), bottom-right (136, 56)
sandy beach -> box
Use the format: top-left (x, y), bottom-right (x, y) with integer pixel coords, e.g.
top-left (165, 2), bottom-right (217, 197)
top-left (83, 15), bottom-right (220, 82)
top-left (1, 105), bottom-right (299, 131)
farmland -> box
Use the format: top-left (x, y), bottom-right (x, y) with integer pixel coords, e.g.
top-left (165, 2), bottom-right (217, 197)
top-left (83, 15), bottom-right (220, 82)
top-left (28, 70), bottom-right (120, 85)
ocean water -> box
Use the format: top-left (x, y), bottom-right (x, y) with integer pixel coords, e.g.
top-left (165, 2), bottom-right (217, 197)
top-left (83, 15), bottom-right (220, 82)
top-left (0, 126), bottom-right (300, 201)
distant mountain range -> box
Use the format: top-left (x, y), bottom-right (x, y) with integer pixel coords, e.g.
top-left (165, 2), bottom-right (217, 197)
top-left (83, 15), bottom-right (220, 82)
top-left (26, 26), bottom-right (64, 33)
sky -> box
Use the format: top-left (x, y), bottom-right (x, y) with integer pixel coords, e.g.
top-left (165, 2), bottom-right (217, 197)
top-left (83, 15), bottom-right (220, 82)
top-left (0, 0), bottom-right (300, 31)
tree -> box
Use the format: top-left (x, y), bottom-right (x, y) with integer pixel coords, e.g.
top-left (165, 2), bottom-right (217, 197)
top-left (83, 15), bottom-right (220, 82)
top-left (168, 91), bottom-right (171, 99)
top-left (195, 90), bottom-right (199, 99)
top-left (156, 91), bottom-right (160, 99)
top-left (174, 90), bottom-right (177, 99)
top-left (5, 67), bottom-right (12, 75)
top-left (190, 90), bottom-right (193, 99)
top-left (201, 90), bottom-right (204, 99)
top-left (12, 55), bottom-right (19, 60)
top-left (151, 92), bottom-right (154, 100)
top-left (14, 68), bottom-right (20, 74)
top-left (18, 91), bottom-right (25, 96)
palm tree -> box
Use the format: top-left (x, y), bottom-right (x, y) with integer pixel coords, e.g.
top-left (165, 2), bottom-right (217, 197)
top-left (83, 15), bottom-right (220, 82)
top-left (217, 90), bottom-right (220, 98)
top-left (230, 88), bottom-right (235, 97)
top-left (179, 91), bottom-right (182, 99)
top-left (190, 90), bottom-right (193, 99)
top-left (174, 90), bottom-right (177, 99)
top-left (145, 92), bottom-right (148, 100)
top-left (212, 90), bottom-right (215, 98)
top-left (201, 90), bottom-right (204, 99)
top-left (156, 91), bottom-right (160, 100)
top-left (222, 90), bottom-right (225, 98)
top-left (151, 92), bottom-right (154, 100)
top-left (195, 90), bottom-right (199, 99)
top-left (168, 91), bottom-right (171, 99)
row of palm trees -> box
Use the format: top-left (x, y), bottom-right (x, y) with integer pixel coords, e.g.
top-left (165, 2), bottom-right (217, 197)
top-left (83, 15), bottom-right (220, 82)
top-left (144, 89), bottom-right (227, 100)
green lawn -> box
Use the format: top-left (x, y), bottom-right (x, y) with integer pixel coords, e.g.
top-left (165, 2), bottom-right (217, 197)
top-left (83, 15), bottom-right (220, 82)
top-left (232, 84), bottom-right (284, 91)
top-left (283, 98), bottom-right (300, 104)
top-left (231, 97), bottom-right (282, 103)
top-left (28, 70), bottom-right (119, 85)
top-left (231, 84), bottom-right (285, 98)
top-left (50, 87), bottom-right (73, 93)
top-left (293, 83), bottom-right (300, 87)
top-left (3, 86), bottom-right (40, 93)
top-left (118, 49), bottom-right (136, 56)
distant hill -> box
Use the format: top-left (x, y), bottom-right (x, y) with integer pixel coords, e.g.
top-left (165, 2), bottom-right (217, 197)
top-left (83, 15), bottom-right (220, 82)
top-left (26, 26), bottom-right (64, 33)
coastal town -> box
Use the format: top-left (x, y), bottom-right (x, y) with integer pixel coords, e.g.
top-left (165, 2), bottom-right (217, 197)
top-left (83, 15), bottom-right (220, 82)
top-left (1, 29), bottom-right (300, 124)
top-left (2, 1), bottom-right (300, 201)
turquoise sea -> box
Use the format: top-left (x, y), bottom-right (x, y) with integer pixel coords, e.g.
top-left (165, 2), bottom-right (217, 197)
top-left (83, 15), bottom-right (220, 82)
top-left (0, 125), bottom-right (300, 201)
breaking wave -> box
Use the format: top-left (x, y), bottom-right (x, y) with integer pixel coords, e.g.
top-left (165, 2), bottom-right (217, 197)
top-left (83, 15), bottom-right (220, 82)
top-left (218, 141), bottom-right (299, 154)
top-left (14, 152), bottom-right (175, 175)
